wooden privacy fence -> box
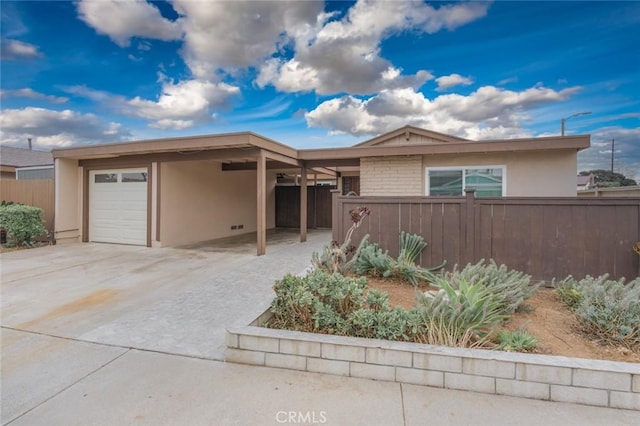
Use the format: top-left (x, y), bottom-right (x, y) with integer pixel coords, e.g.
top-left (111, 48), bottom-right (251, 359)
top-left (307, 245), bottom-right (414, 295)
top-left (0, 179), bottom-right (55, 233)
top-left (333, 191), bottom-right (640, 282)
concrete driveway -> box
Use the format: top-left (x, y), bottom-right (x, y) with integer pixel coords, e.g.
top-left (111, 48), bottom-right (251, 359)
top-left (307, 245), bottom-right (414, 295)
top-left (2, 232), bottom-right (637, 425)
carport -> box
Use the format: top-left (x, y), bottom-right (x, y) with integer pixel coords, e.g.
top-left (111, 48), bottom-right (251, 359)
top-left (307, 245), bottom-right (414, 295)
top-left (53, 132), bottom-right (335, 255)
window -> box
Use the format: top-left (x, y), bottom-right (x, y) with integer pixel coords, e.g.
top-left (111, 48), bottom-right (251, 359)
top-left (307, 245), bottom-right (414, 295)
top-left (426, 166), bottom-right (505, 197)
top-left (95, 173), bottom-right (118, 183)
top-left (122, 172), bottom-right (147, 182)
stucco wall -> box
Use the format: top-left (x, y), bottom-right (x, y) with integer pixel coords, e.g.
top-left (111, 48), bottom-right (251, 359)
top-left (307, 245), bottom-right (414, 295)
top-left (422, 150), bottom-right (578, 196)
top-left (360, 156), bottom-right (423, 196)
top-left (160, 160), bottom-right (276, 247)
top-left (54, 158), bottom-right (81, 243)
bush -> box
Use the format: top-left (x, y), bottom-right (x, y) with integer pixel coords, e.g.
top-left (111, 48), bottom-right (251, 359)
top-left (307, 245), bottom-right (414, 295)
top-left (0, 204), bottom-right (47, 246)
top-left (554, 275), bottom-right (640, 349)
top-left (415, 276), bottom-right (506, 347)
top-left (497, 329), bottom-right (538, 352)
top-left (442, 260), bottom-right (537, 315)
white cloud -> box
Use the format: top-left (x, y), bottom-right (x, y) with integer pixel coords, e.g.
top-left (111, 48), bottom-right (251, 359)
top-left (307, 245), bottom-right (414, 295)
top-left (436, 73), bottom-right (474, 91)
top-left (171, 0), bottom-right (324, 79)
top-left (0, 88), bottom-right (68, 104)
top-left (257, 1), bottom-right (488, 95)
top-left (0, 38), bottom-right (41, 60)
top-left (126, 79), bottom-right (240, 128)
top-left (306, 84), bottom-right (581, 139)
top-left (77, 0), bottom-right (181, 47)
top-left (0, 107), bottom-right (130, 149)
top-left (578, 126), bottom-right (640, 181)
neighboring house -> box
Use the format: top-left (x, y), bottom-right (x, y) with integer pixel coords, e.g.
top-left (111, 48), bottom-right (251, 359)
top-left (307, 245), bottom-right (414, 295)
top-left (578, 185), bottom-right (640, 197)
top-left (52, 125), bottom-right (589, 253)
top-left (0, 145), bottom-right (54, 180)
top-left (577, 174), bottom-right (595, 191)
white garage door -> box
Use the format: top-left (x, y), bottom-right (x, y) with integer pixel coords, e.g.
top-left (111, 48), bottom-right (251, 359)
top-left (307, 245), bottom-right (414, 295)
top-left (89, 169), bottom-right (148, 246)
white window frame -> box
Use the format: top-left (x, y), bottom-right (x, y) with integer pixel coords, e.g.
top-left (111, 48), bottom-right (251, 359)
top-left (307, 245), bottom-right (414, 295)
top-left (425, 165), bottom-right (507, 196)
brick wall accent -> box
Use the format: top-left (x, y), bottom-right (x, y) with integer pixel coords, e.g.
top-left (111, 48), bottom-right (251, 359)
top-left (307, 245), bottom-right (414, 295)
top-left (360, 156), bottom-right (423, 196)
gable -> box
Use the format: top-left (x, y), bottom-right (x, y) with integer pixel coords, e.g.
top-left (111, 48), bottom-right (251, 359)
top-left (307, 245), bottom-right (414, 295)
top-left (355, 125), bottom-right (468, 147)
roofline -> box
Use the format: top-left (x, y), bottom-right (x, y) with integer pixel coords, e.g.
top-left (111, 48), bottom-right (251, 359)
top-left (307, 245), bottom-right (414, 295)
top-left (52, 131), bottom-right (297, 160)
top-left (354, 125), bottom-right (469, 146)
top-left (299, 135), bottom-right (590, 161)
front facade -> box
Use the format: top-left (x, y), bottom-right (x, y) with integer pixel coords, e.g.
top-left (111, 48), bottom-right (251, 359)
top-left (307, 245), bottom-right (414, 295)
top-left (52, 126), bottom-right (590, 253)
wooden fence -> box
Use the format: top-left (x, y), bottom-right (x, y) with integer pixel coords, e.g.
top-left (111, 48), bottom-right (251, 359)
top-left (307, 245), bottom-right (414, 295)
top-left (333, 191), bottom-right (640, 282)
top-left (0, 179), bottom-right (55, 233)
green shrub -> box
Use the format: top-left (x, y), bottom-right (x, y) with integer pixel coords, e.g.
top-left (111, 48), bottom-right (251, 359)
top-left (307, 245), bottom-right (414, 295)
top-left (442, 260), bottom-right (537, 315)
top-left (415, 276), bottom-right (506, 348)
top-left (354, 232), bottom-right (444, 286)
top-left (0, 204), bottom-right (47, 246)
top-left (555, 275), bottom-right (640, 349)
top-left (497, 329), bottom-right (538, 352)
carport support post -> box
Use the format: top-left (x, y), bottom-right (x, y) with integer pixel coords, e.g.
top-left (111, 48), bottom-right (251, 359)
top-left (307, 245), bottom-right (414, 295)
top-left (300, 165), bottom-right (307, 242)
top-left (257, 151), bottom-right (267, 255)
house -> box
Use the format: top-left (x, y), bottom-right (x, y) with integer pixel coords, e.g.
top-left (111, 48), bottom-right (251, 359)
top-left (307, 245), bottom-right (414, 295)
top-left (52, 125), bottom-right (590, 254)
top-left (0, 145), bottom-right (54, 180)
top-left (577, 174), bottom-right (595, 191)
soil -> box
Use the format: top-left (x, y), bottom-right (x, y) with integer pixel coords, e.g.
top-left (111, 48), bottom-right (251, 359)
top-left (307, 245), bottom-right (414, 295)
top-left (366, 276), bottom-right (640, 364)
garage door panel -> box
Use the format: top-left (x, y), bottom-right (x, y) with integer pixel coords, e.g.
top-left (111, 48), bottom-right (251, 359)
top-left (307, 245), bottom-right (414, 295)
top-left (89, 169), bottom-right (148, 246)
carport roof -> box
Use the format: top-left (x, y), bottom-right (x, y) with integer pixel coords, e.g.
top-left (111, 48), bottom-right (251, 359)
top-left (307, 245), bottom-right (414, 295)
top-left (52, 131), bottom-right (298, 161)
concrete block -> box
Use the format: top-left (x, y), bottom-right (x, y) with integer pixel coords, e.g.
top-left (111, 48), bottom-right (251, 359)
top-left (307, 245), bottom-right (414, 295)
top-left (609, 391), bottom-right (640, 411)
top-left (321, 343), bottom-right (365, 362)
top-left (516, 363), bottom-right (572, 385)
top-left (225, 332), bottom-right (238, 348)
top-left (225, 348), bottom-right (265, 366)
top-left (350, 362), bottom-right (396, 382)
top-left (279, 339), bottom-right (321, 357)
top-left (444, 373), bottom-right (495, 394)
top-left (265, 353), bottom-right (307, 371)
top-left (413, 353), bottom-right (462, 372)
top-left (238, 335), bottom-right (279, 353)
top-left (463, 358), bottom-right (515, 379)
top-left (366, 348), bottom-right (412, 367)
top-left (550, 385), bottom-right (608, 407)
top-left (307, 357), bottom-right (350, 377)
top-left (573, 369), bottom-right (631, 391)
top-left (634, 375), bottom-right (640, 393)
top-left (396, 367), bottom-right (444, 388)
top-left (496, 379), bottom-right (550, 400)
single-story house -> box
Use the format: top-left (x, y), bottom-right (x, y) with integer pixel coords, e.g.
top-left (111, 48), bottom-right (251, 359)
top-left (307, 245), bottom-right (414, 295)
top-left (0, 145), bottom-right (54, 180)
top-left (52, 125), bottom-right (589, 254)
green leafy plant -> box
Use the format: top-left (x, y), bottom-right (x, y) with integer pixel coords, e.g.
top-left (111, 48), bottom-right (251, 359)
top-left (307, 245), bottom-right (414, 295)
top-left (415, 276), bottom-right (506, 348)
top-left (555, 275), bottom-right (640, 349)
top-left (497, 329), bottom-right (538, 352)
top-left (0, 204), bottom-right (47, 246)
top-left (441, 260), bottom-right (537, 315)
top-left (354, 231), bottom-right (445, 286)
top-left (311, 206), bottom-right (370, 275)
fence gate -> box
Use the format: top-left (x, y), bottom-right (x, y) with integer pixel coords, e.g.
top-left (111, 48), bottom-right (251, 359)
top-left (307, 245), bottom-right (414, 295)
top-left (276, 185), bottom-right (335, 229)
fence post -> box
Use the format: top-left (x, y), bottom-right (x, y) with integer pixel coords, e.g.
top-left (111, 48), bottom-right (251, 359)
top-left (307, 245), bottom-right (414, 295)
top-left (464, 189), bottom-right (476, 264)
top-left (331, 189), bottom-right (341, 242)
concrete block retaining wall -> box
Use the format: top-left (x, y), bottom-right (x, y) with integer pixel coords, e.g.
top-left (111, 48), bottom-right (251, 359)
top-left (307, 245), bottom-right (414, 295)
top-left (226, 314), bottom-right (640, 411)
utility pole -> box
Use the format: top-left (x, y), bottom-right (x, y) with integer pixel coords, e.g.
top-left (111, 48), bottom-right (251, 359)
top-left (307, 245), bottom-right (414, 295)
top-left (610, 138), bottom-right (615, 173)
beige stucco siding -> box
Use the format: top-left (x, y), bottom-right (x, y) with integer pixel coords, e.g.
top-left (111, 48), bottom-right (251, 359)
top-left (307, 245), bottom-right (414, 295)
top-left (422, 150), bottom-right (578, 196)
top-left (54, 158), bottom-right (81, 243)
top-left (360, 156), bottom-right (423, 196)
top-left (159, 160), bottom-right (275, 247)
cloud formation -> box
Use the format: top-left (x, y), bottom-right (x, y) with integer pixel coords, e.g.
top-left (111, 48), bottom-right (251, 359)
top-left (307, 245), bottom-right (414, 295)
top-left (0, 107), bottom-right (130, 149)
top-left (0, 88), bottom-right (68, 104)
top-left (306, 85), bottom-right (581, 139)
top-left (578, 126), bottom-right (640, 180)
top-left (77, 0), bottom-right (181, 47)
top-left (0, 38), bottom-right (41, 60)
top-left (436, 74), bottom-right (474, 91)
top-left (257, 1), bottom-right (489, 95)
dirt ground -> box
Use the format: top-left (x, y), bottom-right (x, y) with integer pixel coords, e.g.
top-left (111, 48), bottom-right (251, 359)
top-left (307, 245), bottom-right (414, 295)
top-left (366, 277), bottom-right (640, 364)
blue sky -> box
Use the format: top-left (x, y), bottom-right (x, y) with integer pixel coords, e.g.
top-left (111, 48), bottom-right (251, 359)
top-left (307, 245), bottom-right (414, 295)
top-left (1, 1), bottom-right (638, 179)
